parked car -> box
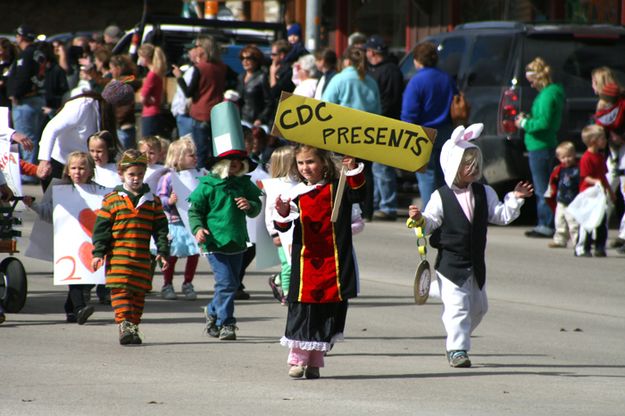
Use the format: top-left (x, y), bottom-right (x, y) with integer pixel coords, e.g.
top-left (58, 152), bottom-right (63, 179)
top-left (399, 21), bottom-right (625, 188)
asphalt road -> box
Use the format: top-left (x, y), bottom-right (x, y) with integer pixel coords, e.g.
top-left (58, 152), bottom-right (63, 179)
top-left (1, 187), bottom-right (624, 416)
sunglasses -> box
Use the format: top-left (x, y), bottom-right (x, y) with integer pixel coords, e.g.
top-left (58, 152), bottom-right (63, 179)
top-left (240, 55), bottom-right (255, 61)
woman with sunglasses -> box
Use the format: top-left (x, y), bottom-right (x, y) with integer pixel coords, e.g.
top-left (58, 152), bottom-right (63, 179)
top-left (236, 45), bottom-right (272, 128)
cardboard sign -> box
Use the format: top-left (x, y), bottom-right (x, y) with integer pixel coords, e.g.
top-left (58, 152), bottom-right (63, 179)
top-left (271, 92), bottom-right (437, 172)
top-left (52, 184), bottom-right (109, 285)
top-left (170, 168), bottom-right (207, 253)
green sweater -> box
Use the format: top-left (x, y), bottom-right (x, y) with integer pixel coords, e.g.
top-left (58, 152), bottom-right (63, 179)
top-left (523, 83), bottom-right (565, 151)
top-left (188, 173), bottom-right (262, 253)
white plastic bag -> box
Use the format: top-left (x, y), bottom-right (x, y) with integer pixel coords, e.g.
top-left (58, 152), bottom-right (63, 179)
top-left (566, 184), bottom-right (608, 231)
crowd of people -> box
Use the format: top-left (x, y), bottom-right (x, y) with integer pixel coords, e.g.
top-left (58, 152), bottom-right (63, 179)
top-left (0, 17), bottom-right (624, 379)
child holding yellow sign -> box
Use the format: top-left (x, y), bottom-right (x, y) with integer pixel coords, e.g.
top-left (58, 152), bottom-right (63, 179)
top-left (274, 145), bottom-right (365, 379)
top-left (407, 124), bottom-right (533, 368)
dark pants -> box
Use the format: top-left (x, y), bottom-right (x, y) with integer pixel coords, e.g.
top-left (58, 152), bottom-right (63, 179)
top-left (64, 284), bottom-right (89, 315)
top-left (238, 244), bottom-right (256, 289)
top-left (360, 161), bottom-right (374, 220)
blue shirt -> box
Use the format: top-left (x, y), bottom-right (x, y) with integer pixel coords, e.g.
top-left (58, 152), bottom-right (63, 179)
top-left (400, 67), bottom-right (456, 128)
top-left (557, 165), bottom-right (580, 205)
top-left (322, 66), bottom-right (381, 115)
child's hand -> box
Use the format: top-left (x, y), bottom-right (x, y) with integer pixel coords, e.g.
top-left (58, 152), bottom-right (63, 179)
top-left (408, 204), bottom-right (422, 221)
top-left (234, 197), bottom-right (250, 211)
top-left (92, 257), bottom-right (103, 271)
top-left (22, 195), bottom-right (35, 207)
top-left (275, 196), bottom-right (291, 217)
top-left (169, 192), bottom-right (177, 206)
top-left (342, 155), bottom-right (357, 170)
top-left (156, 255), bottom-right (169, 271)
top-left (195, 228), bottom-right (210, 243)
top-left (513, 181), bottom-right (534, 199)
top-left (272, 235), bottom-right (281, 246)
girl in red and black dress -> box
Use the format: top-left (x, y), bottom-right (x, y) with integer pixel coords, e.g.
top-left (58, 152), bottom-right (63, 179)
top-left (274, 145), bottom-right (365, 379)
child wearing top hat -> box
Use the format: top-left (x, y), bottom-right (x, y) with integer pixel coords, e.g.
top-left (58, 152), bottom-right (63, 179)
top-left (407, 124), bottom-right (533, 368)
top-left (188, 101), bottom-right (263, 341)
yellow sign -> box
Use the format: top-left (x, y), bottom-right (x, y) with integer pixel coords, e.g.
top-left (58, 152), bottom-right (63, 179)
top-left (271, 92), bottom-right (437, 172)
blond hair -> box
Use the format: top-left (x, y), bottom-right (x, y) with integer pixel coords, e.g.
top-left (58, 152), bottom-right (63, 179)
top-left (63, 151), bottom-right (95, 183)
top-left (138, 136), bottom-right (163, 153)
top-left (138, 43), bottom-right (167, 77)
top-left (211, 158), bottom-right (249, 179)
top-left (591, 66), bottom-right (620, 94)
top-left (555, 141), bottom-right (576, 158)
top-left (454, 147), bottom-right (483, 186)
top-left (165, 137), bottom-right (196, 171)
top-left (292, 145), bottom-right (338, 183)
top-left (581, 124), bottom-right (606, 147)
top-left (526, 57), bottom-right (552, 90)
top-left (269, 145), bottom-right (295, 178)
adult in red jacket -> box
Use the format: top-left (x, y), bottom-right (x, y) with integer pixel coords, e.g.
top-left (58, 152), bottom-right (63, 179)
top-left (175, 36), bottom-right (227, 168)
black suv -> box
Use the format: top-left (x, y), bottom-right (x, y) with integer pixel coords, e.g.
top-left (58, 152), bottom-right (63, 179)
top-left (400, 21), bottom-right (625, 187)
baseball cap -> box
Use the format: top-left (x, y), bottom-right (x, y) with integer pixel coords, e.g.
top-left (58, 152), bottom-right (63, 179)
top-left (364, 35), bottom-right (387, 53)
top-left (16, 24), bottom-right (37, 41)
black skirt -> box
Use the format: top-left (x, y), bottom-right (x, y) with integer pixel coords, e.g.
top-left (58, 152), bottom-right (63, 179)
top-left (280, 300), bottom-right (349, 351)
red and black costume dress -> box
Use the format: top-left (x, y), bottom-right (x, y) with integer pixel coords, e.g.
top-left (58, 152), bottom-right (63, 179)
top-left (276, 166), bottom-right (366, 351)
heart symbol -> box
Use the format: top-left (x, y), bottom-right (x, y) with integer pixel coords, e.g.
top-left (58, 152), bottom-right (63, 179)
top-left (310, 257), bottom-right (324, 269)
top-left (310, 288), bottom-right (324, 302)
top-left (78, 241), bottom-right (96, 272)
top-left (79, 209), bottom-right (97, 238)
top-left (309, 221), bottom-right (322, 234)
top-left (255, 179), bottom-right (264, 189)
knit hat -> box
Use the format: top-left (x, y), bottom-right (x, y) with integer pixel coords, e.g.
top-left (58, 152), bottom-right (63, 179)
top-left (439, 123), bottom-right (484, 188)
top-left (287, 23), bottom-right (302, 38)
top-left (601, 83), bottom-right (620, 98)
top-left (210, 101), bottom-right (247, 159)
top-left (102, 80), bottom-right (135, 106)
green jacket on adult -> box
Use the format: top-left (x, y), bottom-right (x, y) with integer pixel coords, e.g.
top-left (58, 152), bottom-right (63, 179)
top-left (188, 173), bottom-right (262, 254)
top-left (522, 83), bottom-right (565, 151)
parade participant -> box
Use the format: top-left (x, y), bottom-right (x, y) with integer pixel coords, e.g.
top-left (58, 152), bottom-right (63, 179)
top-left (137, 44), bottom-right (167, 137)
top-left (515, 57), bottom-right (565, 239)
top-left (89, 130), bottom-right (121, 181)
top-left (274, 145), bottom-right (366, 379)
top-left (263, 145), bottom-right (297, 305)
top-left (407, 124), bottom-right (533, 368)
top-left (157, 137), bottom-right (201, 300)
top-left (575, 125), bottom-right (615, 257)
top-left (188, 102), bottom-right (262, 341)
top-left (91, 149), bottom-right (170, 345)
top-left (25, 152), bottom-right (99, 324)
top-left (138, 136), bottom-right (167, 191)
top-left (545, 141), bottom-right (580, 249)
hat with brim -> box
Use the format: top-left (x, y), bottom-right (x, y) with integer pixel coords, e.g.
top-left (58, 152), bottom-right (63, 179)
top-left (16, 24), bottom-right (37, 41)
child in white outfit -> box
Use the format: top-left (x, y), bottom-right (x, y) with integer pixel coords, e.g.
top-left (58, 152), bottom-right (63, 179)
top-left (407, 124), bottom-right (533, 368)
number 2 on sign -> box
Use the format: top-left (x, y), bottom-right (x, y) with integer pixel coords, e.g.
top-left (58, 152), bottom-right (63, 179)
top-left (56, 256), bottom-right (82, 281)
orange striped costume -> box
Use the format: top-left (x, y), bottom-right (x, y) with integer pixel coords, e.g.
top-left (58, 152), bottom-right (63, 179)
top-left (92, 184), bottom-right (169, 293)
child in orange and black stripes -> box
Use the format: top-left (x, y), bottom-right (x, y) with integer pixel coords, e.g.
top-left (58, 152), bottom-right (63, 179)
top-left (91, 149), bottom-right (170, 345)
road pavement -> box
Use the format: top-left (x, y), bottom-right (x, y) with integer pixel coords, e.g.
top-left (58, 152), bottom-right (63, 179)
top-left (1, 186), bottom-right (624, 415)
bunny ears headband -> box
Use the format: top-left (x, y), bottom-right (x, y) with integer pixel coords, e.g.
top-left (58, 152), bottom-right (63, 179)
top-left (440, 123), bottom-right (484, 187)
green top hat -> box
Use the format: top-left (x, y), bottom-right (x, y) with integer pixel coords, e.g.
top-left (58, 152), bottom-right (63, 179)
top-left (210, 101), bottom-right (247, 159)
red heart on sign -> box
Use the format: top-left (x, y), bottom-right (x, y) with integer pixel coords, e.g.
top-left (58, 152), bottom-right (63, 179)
top-left (79, 209), bottom-right (97, 238)
top-left (78, 241), bottom-right (96, 273)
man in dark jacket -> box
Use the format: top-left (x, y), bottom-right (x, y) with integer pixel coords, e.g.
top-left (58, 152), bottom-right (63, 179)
top-left (7, 24), bottom-right (46, 170)
top-left (366, 35), bottom-right (404, 221)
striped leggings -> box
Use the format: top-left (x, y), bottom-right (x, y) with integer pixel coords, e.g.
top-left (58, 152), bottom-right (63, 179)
top-left (110, 288), bottom-right (146, 324)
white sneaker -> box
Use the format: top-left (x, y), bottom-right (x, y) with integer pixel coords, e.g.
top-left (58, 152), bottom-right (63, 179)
top-left (181, 282), bottom-right (197, 300)
top-left (161, 284), bottom-right (177, 300)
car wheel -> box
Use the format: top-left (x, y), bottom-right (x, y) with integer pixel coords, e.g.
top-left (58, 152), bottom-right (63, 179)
top-left (0, 257), bottom-right (27, 313)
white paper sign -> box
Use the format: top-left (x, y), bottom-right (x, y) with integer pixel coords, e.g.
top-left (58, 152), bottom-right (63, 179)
top-left (94, 164), bottom-right (121, 188)
top-left (261, 177), bottom-right (297, 264)
top-left (52, 184), bottom-right (109, 285)
top-left (144, 165), bottom-right (169, 194)
top-left (170, 168), bottom-right (207, 252)
top-left (247, 166), bottom-right (279, 270)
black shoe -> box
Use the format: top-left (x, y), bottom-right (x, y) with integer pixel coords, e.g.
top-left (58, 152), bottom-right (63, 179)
top-left (0, 312), bottom-right (5, 324)
top-left (594, 249), bottom-right (607, 257)
top-left (66, 313), bottom-right (78, 323)
top-left (235, 288), bottom-right (251, 300)
top-left (119, 321), bottom-right (135, 345)
top-left (76, 306), bottom-right (94, 325)
top-left (610, 238), bottom-right (625, 248)
top-left (524, 230), bottom-right (552, 238)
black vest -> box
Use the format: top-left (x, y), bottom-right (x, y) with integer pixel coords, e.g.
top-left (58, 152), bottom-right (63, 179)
top-left (430, 183), bottom-right (488, 289)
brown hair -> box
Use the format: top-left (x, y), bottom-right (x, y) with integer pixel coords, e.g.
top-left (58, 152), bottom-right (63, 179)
top-left (412, 42), bottom-right (438, 68)
top-left (314, 47), bottom-right (338, 71)
top-left (342, 45), bottom-right (367, 80)
top-left (239, 44), bottom-right (263, 69)
top-left (88, 130), bottom-right (121, 161)
top-left (272, 39), bottom-right (291, 55)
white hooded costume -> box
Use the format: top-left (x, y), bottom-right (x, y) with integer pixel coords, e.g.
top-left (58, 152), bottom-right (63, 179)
top-left (418, 123), bottom-right (526, 356)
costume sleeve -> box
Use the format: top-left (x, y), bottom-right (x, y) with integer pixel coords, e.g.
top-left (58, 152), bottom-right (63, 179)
top-left (156, 172), bottom-right (173, 215)
top-left (151, 196), bottom-right (170, 257)
top-left (485, 185), bottom-right (524, 225)
top-left (346, 162), bottom-right (366, 204)
top-left (92, 196), bottom-right (113, 258)
top-left (19, 160), bottom-right (39, 177)
top-left (187, 186), bottom-right (209, 234)
top-left (421, 190), bottom-right (444, 234)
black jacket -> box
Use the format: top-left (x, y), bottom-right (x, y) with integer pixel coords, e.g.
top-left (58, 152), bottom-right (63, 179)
top-left (367, 59), bottom-right (404, 120)
top-left (237, 69), bottom-right (272, 125)
top-left (7, 43), bottom-right (44, 100)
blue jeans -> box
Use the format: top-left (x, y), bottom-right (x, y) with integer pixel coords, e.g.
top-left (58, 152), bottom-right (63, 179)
top-left (117, 126), bottom-right (136, 150)
top-left (12, 95), bottom-right (45, 164)
top-left (191, 119), bottom-right (212, 169)
top-left (528, 148), bottom-right (555, 232)
top-left (372, 162), bottom-right (397, 214)
top-left (176, 114), bottom-right (193, 138)
top-left (206, 252), bottom-right (244, 327)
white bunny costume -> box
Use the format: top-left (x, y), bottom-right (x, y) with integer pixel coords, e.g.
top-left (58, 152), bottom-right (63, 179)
top-left (417, 124), bottom-right (526, 365)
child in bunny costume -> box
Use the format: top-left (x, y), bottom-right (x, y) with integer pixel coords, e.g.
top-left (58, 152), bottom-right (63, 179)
top-left (407, 123), bottom-right (533, 368)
